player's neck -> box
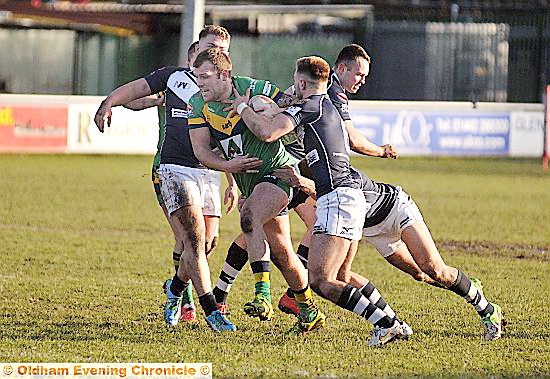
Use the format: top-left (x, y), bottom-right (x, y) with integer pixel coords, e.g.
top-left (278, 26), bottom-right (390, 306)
top-left (303, 85), bottom-right (327, 98)
top-left (219, 83), bottom-right (233, 102)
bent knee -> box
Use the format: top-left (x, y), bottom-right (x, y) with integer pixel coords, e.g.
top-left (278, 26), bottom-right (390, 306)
top-left (240, 208), bottom-right (254, 234)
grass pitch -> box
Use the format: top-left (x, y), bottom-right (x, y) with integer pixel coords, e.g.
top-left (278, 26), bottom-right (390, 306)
top-left (1, 155), bottom-right (549, 378)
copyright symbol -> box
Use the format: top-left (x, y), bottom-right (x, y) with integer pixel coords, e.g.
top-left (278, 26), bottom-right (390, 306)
top-left (3, 365), bottom-right (13, 375)
top-left (200, 365), bottom-right (210, 375)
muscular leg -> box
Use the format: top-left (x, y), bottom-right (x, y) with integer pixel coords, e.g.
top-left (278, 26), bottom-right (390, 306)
top-left (167, 205), bottom-right (218, 320)
top-left (264, 216), bottom-right (308, 292)
top-left (401, 221), bottom-right (458, 287)
top-left (309, 234), bottom-right (395, 329)
top-left (385, 242), bottom-right (438, 285)
top-left (240, 182), bottom-right (289, 319)
top-left (402, 221), bottom-right (498, 321)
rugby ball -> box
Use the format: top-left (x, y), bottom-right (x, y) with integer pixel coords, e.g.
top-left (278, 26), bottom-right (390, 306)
top-left (248, 95), bottom-right (278, 113)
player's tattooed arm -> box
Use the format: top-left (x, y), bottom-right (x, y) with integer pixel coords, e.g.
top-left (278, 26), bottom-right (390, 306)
top-left (275, 93), bottom-right (298, 108)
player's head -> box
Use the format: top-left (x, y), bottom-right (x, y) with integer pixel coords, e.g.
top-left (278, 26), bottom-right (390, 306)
top-left (193, 47), bottom-right (232, 102)
top-left (334, 44), bottom-right (371, 94)
top-left (294, 56), bottom-right (330, 99)
top-left (186, 41), bottom-right (199, 68)
top-left (197, 25), bottom-right (230, 54)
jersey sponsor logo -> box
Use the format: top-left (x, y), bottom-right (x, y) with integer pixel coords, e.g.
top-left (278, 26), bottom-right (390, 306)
top-left (168, 72), bottom-right (200, 102)
top-left (341, 104), bottom-right (349, 114)
top-left (222, 120), bottom-right (233, 130)
top-left (175, 81), bottom-right (190, 89)
top-left (286, 106), bottom-right (301, 116)
top-left (220, 134), bottom-right (243, 159)
top-left (249, 80), bottom-right (257, 93)
top-left (171, 108), bottom-right (191, 118)
top-left (263, 82), bottom-right (272, 96)
top-left (306, 149), bottom-right (320, 166)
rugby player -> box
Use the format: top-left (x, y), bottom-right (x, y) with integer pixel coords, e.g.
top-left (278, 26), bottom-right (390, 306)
top-left (122, 41), bottom-right (200, 322)
top-left (282, 44), bottom-right (504, 341)
top-left (273, 163), bottom-right (504, 341)
top-left (94, 26), bottom-right (239, 332)
top-left (229, 56), bottom-right (406, 346)
top-left (188, 48), bottom-right (325, 330)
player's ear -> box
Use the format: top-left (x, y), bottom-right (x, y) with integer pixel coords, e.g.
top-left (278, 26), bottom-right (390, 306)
top-left (220, 69), bottom-right (231, 81)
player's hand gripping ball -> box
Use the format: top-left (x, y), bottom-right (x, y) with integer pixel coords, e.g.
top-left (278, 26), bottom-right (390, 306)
top-left (248, 95), bottom-right (280, 117)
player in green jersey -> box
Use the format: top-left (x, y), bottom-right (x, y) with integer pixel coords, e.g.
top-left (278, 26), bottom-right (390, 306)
top-left (188, 48), bottom-right (325, 331)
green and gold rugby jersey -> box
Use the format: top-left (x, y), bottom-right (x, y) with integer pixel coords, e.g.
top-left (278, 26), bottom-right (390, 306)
top-left (188, 76), bottom-right (297, 196)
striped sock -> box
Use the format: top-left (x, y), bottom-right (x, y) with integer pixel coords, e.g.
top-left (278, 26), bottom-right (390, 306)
top-left (359, 281), bottom-right (397, 320)
top-left (296, 244), bottom-right (309, 269)
top-left (337, 284), bottom-right (393, 328)
top-left (450, 271), bottom-right (494, 317)
top-left (251, 260), bottom-right (271, 303)
top-left (213, 242), bottom-right (248, 304)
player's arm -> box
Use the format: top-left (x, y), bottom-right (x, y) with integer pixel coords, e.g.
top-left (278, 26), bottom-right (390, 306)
top-left (345, 120), bottom-right (398, 159)
top-left (123, 93), bottom-right (164, 111)
top-left (230, 88), bottom-right (295, 142)
top-left (94, 78), bottom-right (152, 132)
top-left (189, 127), bottom-right (263, 173)
top-left (273, 165), bottom-right (317, 200)
top-left (223, 172), bottom-right (239, 214)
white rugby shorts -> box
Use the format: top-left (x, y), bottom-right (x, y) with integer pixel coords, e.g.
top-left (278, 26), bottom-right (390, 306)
top-left (362, 188), bottom-right (423, 257)
top-left (313, 187), bottom-right (367, 241)
top-left (158, 164), bottom-right (221, 217)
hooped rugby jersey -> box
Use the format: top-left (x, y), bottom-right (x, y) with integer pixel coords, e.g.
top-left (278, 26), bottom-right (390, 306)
top-left (327, 70), bottom-right (352, 122)
top-left (145, 67), bottom-right (202, 168)
top-left (281, 94), bottom-right (361, 197)
top-left (188, 76), bottom-right (297, 196)
top-left (351, 169), bottom-right (399, 229)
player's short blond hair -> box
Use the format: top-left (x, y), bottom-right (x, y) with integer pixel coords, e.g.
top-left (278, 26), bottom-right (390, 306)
top-left (296, 56), bottom-right (330, 82)
top-left (193, 47), bottom-right (232, 73)
top-left (199, 25), bottom-right (231, 44)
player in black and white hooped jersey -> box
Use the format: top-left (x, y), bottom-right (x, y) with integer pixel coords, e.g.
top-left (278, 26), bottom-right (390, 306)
top-left (328, 44), bottom-right (504, 341)
top-left (229, 55), bottom-right (407, 346)
top-left (94, 26), bottom-right (245, 333)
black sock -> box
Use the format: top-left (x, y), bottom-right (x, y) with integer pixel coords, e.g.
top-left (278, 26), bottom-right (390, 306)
top-left (198, 292), bottom-right (219, 315)
top-left (169, 274), bottom-right (188, 298)
top-left (296, 244), bottom-right (309, 269)
top-left (172, 251), bottom-right (181, 274)
top-left (449, 271), bottom-right (471, 297)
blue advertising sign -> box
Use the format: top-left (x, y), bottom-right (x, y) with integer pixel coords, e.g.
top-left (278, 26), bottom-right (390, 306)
top-left (349, 108), bottom-right (510, 156)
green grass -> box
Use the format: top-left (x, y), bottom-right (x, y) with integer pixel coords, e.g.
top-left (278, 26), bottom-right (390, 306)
top-left (1, 155), bottom-right (549, 378)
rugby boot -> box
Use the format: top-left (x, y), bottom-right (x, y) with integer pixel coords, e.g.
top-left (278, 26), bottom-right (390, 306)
top-left (163, 279), bottom-right (182, 327)
top-left (278, 292), bottom-right (301, 316)
top-left (481, 303), bottom-right (504, 341)
top-left (368, 320), bottom-right (402, 347)
top-left (244, 293), bottom-right (274, 321)
top-left (287, 307), bottom-right (326, 336)
top-left (205, 310), bottom-right (237, 332)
